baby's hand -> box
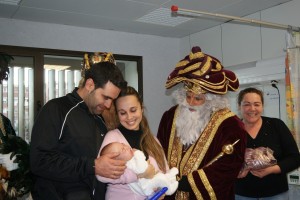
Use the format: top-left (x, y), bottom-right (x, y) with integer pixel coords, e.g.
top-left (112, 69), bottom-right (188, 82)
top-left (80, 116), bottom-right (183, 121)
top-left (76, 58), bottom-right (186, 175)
top-left (137, 160), bottom-right (155, 179)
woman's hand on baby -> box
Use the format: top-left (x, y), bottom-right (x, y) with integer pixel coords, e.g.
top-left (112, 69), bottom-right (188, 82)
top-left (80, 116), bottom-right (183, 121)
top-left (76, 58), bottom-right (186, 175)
top-left (137, 160), bottom-right (155, 179)
top-left (94, 152), bottom-right (126, 179)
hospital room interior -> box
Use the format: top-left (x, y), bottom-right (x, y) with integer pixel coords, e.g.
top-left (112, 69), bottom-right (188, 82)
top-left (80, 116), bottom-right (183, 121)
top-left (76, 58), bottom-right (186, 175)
top-left (1, 0), bottom-right (300, 199)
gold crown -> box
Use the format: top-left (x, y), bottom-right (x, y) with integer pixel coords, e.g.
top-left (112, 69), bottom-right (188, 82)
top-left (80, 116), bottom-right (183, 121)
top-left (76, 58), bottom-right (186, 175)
top-left (81, 52), bottom-right (116, 79)
top-left (184, 81), bottom-right (207, 94)
top-left (83, 52), bottom-right (115, 70)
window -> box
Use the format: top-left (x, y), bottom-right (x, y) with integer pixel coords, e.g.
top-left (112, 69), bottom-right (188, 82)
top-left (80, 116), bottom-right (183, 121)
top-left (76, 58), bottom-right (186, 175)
top-left (0, 56), bottom-right (34, 142)
top-left (43, 55), bottom-right (82, 103)
top-left (0, 45), bottom-right (143, 141)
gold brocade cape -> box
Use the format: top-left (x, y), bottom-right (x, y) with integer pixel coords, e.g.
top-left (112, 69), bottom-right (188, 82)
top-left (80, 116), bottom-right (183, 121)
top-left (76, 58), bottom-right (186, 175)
top-left (167, 108), bottom-right (235, 200)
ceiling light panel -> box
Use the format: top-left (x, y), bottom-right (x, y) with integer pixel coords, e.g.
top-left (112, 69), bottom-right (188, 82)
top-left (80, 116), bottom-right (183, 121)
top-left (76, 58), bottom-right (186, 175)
top-left (136, 7), bottom-right (191, 27)
top-left (0, 0), bottom-right (22, 5)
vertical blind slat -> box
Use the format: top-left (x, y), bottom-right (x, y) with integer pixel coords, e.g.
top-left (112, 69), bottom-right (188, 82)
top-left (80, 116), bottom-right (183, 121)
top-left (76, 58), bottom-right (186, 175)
top-left (28, 69), bottom-right (34, 142)
top-left (18, 68), bottom-right (25, 138)
top-left (67, 70), bottom-right (74, 93)
top-left (48, 70), bottom-right (55, 100)
top-left (7, 69), bottom-right (14, 125)
top-left (0, 84), bottom-right (3, 113)
top-left (58, 70), bottom-right (65, 97)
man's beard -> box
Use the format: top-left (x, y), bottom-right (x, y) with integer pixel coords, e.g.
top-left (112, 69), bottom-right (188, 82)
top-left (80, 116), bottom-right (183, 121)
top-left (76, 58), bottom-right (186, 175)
top-left (176, 101), bottom-right (212, 146)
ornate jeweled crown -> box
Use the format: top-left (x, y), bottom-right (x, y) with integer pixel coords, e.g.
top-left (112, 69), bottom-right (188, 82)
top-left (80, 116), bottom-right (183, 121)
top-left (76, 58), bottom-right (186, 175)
top-left (81, 52), bottom-right (116, 78)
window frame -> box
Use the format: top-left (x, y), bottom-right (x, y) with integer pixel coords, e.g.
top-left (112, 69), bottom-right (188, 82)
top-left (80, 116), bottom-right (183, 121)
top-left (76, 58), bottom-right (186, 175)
top-left (0, 45), bottom-right (143, 117)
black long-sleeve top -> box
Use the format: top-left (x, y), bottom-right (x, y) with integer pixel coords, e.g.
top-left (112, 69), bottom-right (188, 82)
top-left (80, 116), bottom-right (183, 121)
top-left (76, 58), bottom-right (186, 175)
top-left (235, 116), bottom-right (300, 197)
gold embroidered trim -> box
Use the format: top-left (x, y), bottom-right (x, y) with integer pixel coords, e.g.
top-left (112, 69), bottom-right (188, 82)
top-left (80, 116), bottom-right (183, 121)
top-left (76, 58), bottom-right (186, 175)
top-left (184, 82), bottom-right (207, 94)
top-left (179, 140), bottom-right (195, 175)
top-left (168, 108), bottom-right (235, 198)
top-left (165, 72), bottom-right (239, 95)
top-left (195, 56), bottom-right (212, 76)
top-left (188, 173), bottom-right (204, 200)
top-left (211, 62), bottom-right (222, 72)
top-left (168, 107), bottom-right (182, 170)
top-left (178, 57), bottom-right (212, 77)
top-left (175, 191), bottom-right (190, 200)
top-left (180, 108), bottom-right (234, 174)
top-left (192, 108), bottom-right (235, 172)
top-left (176, 51), bottom-right (205, 68)
top-left (170, 136), bottom-right (182, 170)
top-left (199, 170), bottom-right (217, 200)
top-left (189, 51), bottom-right (204, 60)
top-left (169, 108), bottom-right (235, 176)
top-left (176, 60), bottom-right (189, 68)
top-left (178, 62), bottom-right (201, 75)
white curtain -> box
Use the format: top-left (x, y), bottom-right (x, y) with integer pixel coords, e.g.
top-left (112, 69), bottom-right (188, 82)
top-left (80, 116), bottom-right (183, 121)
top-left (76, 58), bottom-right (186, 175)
top-left (285, 30), bottom-right (300, 148)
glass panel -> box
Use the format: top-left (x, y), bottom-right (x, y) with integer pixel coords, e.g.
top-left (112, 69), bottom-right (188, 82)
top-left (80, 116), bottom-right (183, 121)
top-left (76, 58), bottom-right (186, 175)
top-left (43, 55), bottom-right (140, 103)
top-left (0, 56), bottom-right (34, 142)
top-left (44, 55), bottom-right (82, 103)
top-left (116, 60), bottom-right (138, 90)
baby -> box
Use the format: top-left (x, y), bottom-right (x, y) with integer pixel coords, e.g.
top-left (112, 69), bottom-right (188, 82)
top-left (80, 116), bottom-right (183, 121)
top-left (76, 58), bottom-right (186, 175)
top-left (99, 142), bottom-right (179, 196)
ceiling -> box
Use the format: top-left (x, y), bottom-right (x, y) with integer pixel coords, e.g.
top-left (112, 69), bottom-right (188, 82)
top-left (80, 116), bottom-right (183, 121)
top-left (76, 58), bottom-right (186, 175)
top-left (0, 0), bottom-right (291, 38)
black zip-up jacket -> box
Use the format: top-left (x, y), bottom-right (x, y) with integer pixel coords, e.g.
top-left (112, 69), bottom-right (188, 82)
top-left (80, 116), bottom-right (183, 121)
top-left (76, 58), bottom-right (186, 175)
top-left (30, 88), bottom-right (107, 200)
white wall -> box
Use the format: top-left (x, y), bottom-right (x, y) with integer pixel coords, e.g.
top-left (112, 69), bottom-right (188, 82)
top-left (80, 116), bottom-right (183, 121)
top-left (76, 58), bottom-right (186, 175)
top-left (180, 0), bottom-right (300, 66)
top-left (0, 18), bottom-right (180, 133)
top-left (179, 0), bottom-right (300, 121)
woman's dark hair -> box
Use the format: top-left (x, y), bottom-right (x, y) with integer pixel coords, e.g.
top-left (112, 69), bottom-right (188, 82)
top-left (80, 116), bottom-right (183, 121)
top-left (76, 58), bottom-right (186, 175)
top-left (115, 86), bottom-right (167, 173)
top-left (237, 87), bottom-right (264, 106)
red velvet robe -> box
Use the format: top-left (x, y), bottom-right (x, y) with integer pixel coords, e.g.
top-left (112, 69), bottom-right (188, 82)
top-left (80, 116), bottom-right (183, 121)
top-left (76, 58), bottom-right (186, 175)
top-left (157, 106), bottom-right (247, 200)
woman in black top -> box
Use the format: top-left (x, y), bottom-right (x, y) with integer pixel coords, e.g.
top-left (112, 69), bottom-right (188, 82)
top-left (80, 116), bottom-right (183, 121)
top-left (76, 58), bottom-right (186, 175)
top-left (235, 87), bottom-right (300, 199)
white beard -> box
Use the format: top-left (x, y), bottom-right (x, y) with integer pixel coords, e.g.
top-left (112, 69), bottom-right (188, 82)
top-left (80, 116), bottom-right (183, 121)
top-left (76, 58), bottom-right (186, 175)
top-left (172, 87), bottom-right (230, 146)
top-left (176, 101), bottom-right (212, 146)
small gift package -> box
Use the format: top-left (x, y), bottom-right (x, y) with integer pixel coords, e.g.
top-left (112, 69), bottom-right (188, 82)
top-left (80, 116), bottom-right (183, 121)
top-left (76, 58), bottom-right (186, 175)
top-left (244, 147), bottom-right (277, 170)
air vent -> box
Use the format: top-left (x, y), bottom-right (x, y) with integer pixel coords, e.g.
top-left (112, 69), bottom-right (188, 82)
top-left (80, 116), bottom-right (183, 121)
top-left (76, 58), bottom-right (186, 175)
top-left (136, 7), bottom-right (191, 27)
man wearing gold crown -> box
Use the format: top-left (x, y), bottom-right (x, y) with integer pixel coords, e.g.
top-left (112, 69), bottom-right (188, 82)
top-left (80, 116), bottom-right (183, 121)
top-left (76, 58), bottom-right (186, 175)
top-left (157, 47), bottom-right (247, 200)
top-left (30, 52), bottom-right (127, 200)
